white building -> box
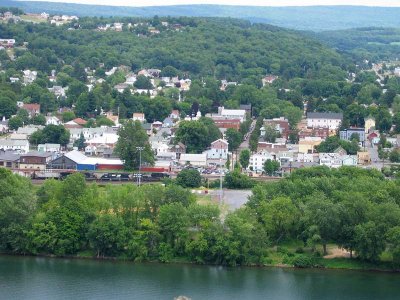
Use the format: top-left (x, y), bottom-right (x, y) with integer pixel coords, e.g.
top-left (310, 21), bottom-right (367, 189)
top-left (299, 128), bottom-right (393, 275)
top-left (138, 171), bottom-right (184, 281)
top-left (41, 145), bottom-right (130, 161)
top-left (216, 106), bottom-right (247, 123)
top-left (46, 116), bottom-right (61, 125)
top-left (249, 151), bottom-right (276, 173)
top-left (37, 143), bottom-right (61, 153)
top-left (179, 153), bottom-right (207, 167)
top-left (205, 139), bottom-right (229, 160)
top-left (307, 112), bottom-right (343, 130)
top-left (151, 141), bottom-right (169, 155)
top-left (22, 70), bottom-right (37, 85)
top-left (394, 67), bottom-right (400, 77)
top-left (0, 139), bottom-right (29, 153)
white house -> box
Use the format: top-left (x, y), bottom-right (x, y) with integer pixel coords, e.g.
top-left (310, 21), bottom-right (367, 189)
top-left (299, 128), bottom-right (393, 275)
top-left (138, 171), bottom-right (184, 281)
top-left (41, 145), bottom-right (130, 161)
top-left (249, 150), bottom-right (276, 173)
top-left (307, 112), bottom-right (343, 130)
top-left (22, 70), bottom-right (37, 85)
top-left (46, 116), bottom-right (61, 125)
top-left (132, 113), bottom-right (146, 123)
top-left (37, 143), bottom-right (61, 153)
top-left (0, 139), bottom-right (29, 153)
top-left (151, 141), bottom-right (169, 155)
top-left (205, 139), bottom-right (229, 160)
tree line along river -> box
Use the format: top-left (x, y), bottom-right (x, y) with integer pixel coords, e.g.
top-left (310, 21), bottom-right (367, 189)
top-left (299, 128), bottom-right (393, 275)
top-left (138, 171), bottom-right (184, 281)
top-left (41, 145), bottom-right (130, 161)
top-left (1, 256), bottom-right (399, 300)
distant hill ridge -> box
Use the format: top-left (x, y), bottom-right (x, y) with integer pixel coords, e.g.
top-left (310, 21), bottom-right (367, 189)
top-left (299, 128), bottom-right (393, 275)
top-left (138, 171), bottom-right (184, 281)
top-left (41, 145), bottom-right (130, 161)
top-left (2, 1), bottom-right (400, 31)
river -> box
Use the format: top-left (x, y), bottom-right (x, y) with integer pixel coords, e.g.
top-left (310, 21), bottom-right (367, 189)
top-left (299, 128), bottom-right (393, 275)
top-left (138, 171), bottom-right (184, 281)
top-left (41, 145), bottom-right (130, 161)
top-left (1, 256), bottom-right (399, 300)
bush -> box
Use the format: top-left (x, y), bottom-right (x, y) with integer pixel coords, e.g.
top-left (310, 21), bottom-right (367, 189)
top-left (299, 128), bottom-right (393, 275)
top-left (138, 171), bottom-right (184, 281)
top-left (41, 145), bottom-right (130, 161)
top-left (224, 170), bottom-right (255, 189)
top-left (292, 255), bottom-right (315, 268)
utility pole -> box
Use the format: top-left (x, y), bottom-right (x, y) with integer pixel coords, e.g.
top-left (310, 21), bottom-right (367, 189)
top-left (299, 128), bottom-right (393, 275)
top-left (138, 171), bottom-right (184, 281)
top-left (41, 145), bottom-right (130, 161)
top-left (133, 173), bottom-right (142, 186)
top-left (219, 143), bottom-right (223, 205)
top-left (136, 146), bottom-right (144, 186)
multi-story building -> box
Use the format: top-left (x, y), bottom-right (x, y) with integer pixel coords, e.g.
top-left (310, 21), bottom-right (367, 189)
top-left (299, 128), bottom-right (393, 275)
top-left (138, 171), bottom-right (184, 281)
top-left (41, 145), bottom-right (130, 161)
top-left (307, 112), bottom-right (343, 130)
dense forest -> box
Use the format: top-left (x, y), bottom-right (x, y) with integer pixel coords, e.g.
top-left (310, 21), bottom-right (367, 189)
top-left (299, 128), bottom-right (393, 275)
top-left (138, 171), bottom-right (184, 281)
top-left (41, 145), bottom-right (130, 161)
top-left (1, 167), bottom-right (400, 269)
top-left (0, 17), bottom-right (346, 81)
top-left (316, 27), bottom-right (400, 63)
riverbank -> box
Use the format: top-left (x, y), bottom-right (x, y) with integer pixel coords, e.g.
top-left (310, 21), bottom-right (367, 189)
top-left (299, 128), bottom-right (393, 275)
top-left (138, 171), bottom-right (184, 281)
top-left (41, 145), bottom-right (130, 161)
top-left (2, 248), bottom-right (398, 273)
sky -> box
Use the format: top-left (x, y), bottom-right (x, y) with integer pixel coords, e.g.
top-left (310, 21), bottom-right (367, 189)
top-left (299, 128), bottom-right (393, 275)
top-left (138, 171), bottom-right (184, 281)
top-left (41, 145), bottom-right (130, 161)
top-left (21, 0), bottom-right (400, 7)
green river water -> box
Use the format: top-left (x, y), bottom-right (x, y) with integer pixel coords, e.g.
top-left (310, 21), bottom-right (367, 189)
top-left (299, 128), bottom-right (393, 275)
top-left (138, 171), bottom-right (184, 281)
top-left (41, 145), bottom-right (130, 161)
top-left (0, 256), bottom-right (399, 299)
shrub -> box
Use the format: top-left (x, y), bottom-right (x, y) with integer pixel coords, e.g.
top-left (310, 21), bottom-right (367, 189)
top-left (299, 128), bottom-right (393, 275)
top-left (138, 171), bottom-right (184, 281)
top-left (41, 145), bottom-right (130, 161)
top-left (292, 255), bottom-right (314, 268)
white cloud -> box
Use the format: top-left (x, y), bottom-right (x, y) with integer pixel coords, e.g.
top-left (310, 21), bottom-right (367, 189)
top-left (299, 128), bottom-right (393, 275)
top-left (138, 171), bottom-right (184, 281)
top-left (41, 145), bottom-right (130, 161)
top-left (21, 0), bottom-right (400, 7)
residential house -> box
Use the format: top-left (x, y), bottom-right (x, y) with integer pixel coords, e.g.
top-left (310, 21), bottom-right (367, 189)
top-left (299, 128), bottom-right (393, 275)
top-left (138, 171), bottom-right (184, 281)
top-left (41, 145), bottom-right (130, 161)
top-left (151, 141), bottom-right (169, 155)
top-left (364, 117), bottom-right (375, 133)
top-left (340, 128), bottom-right (366, 145)
top-left (70, 118), bottom-right (87, 127)
top-left (142, 123), bottom-right (153, 136)
top-left (9, 77), bottom-right (20, 83)
top-left (0, 39), bottom-right (15, 48)
top-left (319, 153), bottom-right (343, 168)
top-left (205, 139), bottom-right (229, 160)
top-left (22, 103), bottom-right (41, 117)
top-left (262, 117), bottom-right (290, 139)
top-left (152, 121), bottom-right (163, 131)
top-left (48, 86), bottom-right (67, 98)
top-left (22, 70), bottom-right (37, 85)
top-left (170, 142), bottom-right (186, 160)
top-left (17, 125), bottom-right (43, 137)
top-left (0, 151), bottom-right (20, 169)
top-left (68, 127), bottom-right (106, 142)
top-left (262, 75), bottom-right (278, 86)
top-left (37, 143), bottom-right (61, 153)
top-left (169, 110), bottom-right (180, 120)
top-left (46, 116), bottom-right (61, 125)
top-left (0, 117), bottom-right (8, 134)
top-left (307, 112), bottom-right (343, 130)
top-left (298, 127), bottom-right (330, 140)
top-left (85, 133), bottom-right (119, 152)
top-left (162, 117), bottom-right (174, 128)
top-left (298, 137), bottom-right (322, 154)
top-left (133, 113), bottom-right (146, 123)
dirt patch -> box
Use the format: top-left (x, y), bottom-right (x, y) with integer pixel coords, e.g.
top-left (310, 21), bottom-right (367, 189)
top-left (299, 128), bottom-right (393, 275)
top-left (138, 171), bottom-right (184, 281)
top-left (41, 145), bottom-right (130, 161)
top-left (324, 247), bottom-right (351, 259)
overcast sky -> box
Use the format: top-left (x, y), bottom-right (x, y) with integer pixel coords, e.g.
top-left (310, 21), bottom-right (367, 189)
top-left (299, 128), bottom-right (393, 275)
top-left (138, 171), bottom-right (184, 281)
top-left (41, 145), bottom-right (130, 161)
top-left (22, 0), bottom-right (400, 7)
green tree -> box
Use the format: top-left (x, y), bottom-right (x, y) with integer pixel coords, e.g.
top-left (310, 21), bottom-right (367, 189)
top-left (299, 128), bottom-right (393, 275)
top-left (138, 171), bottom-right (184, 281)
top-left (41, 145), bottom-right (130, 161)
top-left (239, 149), bottom-right (250, 169)
top-left (8, 116), bottom-right (23, 130)
top-left (225, 128), bottom-right (242, 152)
top-left (134, 75), bottom-right (153, 90)
top-left (73, 133), bottom-right (86, 150)
top-left (263, 124), bottom-right (278, 143)
top-left (176, 169), bottom-right (202, 188)
top-left (0, 169), bottom-right (36, 253)
top-left (261, 197), bottom-right (298, 242)
top-left (115, 120), bottom-right (154, 170)
top-left (31, 114), bottom-right (46, 125)
top-left (354, 221), bottom-right (385, 262)
top-left (264, 159), bottom-right (280, 176)
top-left (88, 214), bottom-right (126, 257)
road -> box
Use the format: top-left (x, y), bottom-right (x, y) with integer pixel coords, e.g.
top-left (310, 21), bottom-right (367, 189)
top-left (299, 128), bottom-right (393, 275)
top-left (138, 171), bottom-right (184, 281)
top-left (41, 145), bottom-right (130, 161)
top-left (209, 189), bottom-right (252, 210)
top-left (238, 119), bottom-right (256, 151)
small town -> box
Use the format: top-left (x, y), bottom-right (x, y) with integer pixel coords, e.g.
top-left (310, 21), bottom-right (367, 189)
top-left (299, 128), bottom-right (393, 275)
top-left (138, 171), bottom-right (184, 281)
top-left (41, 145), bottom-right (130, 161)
top-left (1, 3), bottom-right (400, 299)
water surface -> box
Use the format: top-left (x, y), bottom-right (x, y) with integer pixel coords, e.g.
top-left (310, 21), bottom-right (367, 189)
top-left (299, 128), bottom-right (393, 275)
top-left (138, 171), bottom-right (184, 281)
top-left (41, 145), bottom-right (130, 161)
top-left (0, 256), bottom-right (399, 299)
